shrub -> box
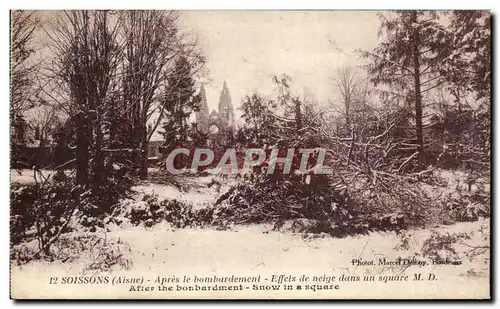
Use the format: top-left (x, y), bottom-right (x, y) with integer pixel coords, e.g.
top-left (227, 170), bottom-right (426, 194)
top-left (441, 189), bottom-right (490, 223)
top-left (420, 230), bottom-right (471, 260)
top-left (10, 176), bottom-right (84, 257)
top-left (210, 174), bottom-right (367, 236)
top-left (11, 233), bottom-right (132, 271)
top-left (10, 165), bottom-right (133, 262)
top-left (352, 177), bottom-right (434, 231)
top-left (126, 193), bottom-right (215, 228)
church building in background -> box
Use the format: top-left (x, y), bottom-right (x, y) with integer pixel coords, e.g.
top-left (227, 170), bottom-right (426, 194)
top-left (195, 81), bottom-right (235, 146)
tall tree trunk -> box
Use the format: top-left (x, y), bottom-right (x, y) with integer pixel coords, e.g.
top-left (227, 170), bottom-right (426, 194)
top-left (295, 98), bottom-right (302, 133)
top-left (131, 99), bottom-right (142, 176)
top-left (93, 114), bottom-right (104, 187)
top-left (93, 11), bottom-right (107, 186)
top-left (412, 12), bottom-right (424, 154)
top-left (76, 112), bottom-right (89, 185)
top-left (345, 103), bottom-right (350, 129)
top-left (139, 123), bottom-right (148, 180)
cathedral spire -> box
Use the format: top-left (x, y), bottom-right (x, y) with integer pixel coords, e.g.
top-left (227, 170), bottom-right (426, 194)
top-left (219, 81), bottom-right (232, 109)
top-left (195, 83), bottom-right (210, 133)
top-left (200, 83), bottom-right (207, 102)
top-left (218, 81), bottom-right (234, 130)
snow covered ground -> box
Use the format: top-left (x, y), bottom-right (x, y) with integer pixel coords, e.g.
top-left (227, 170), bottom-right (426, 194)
top-left (131, 173), bottom-right (233, 210)
top-left (10, 170), bottom-right (490, 299)
top-left (10, 169), bottom-right (58, 185)
top-left (11, 218), bottom-right (490, 299)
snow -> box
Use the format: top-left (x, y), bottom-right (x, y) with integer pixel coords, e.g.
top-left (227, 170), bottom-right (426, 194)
top-left (461, 31), bottom-right (474, 44)
top-left (10, 171), bottom-right (490, 299)
top-left (10, 169), bottom-right (58, 185)
top-left (132, 183), bottom-right (216, 209)
top-left (11, 219), bottom-right (490, 299)
top-left (131, 174), bottom-right (233, 210)
top-left (417, 168), bottom-right (490, 203)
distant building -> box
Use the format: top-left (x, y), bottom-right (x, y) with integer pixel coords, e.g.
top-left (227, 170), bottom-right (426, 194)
top-left (195, 81), bottom-right (235, 146)
top-left (146, 81), bottom-right (236, 162)
top-left (195, 84), bottom-right (210, 133)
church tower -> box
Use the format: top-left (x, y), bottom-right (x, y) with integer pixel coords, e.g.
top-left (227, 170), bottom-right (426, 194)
top-left (218, 80), bottom-right (234, 132)
top-left (195, 84), bottom-right (210, 133)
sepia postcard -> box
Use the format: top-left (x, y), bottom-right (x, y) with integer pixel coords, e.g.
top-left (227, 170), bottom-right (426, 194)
top-left (9, 10), bottom-right (491, 299)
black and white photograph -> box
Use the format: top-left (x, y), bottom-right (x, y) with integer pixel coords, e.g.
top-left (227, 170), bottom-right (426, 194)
top-left (9, 10), bottom-right (491, 299)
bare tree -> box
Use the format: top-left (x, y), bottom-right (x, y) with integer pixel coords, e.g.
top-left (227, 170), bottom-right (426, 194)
top-left (120, 10), bottom-right (204, 179)
top-left (31, 103), bottom-right (60, 148)
top-left (10, 10), bottom-right (40, 165)
top-left (46, 10), bottom-right (121, 186)
top-left (329, 65), bottom-right (374, 137)
top-left (11, 10), bottom-right (39, 117)
top-left (333, 65), bottom-right (359, 128)
top-left (43, 10), bottom-right (204, 183)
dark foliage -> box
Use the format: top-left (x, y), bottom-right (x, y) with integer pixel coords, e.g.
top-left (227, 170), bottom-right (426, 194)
top-left (10, 167), bottom-right (133, 261)
top-left (127, 193), bottom-right (214, 229)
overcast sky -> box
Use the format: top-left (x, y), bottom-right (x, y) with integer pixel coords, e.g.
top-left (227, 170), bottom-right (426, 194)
top-left (28, 11), bottom-right (383, 124)
top-left (179, 11), bottom-right (381, 114)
